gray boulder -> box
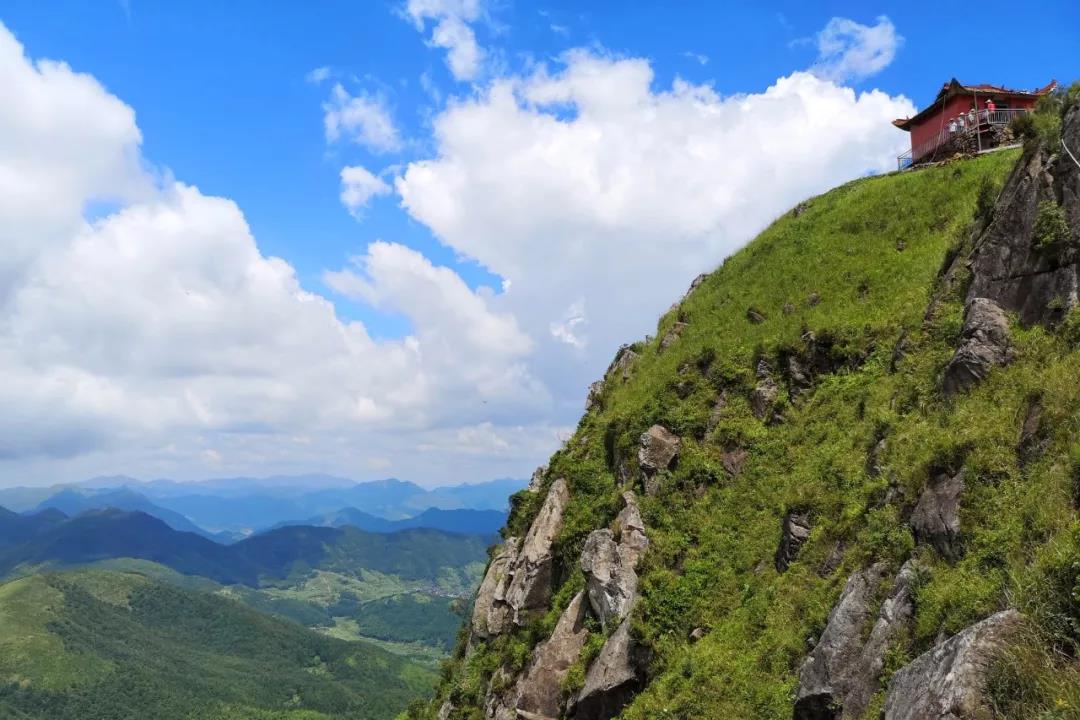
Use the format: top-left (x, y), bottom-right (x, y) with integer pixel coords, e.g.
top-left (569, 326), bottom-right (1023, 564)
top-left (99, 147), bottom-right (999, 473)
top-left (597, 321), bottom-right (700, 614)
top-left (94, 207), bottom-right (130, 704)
top-left (775, 512), bottom-right (811, 572)
top-left (571, 619), bottom-right (643, 720)
top-left (883, 610), bottom-right (1023, 720)
top-left (581, 530), bottom-right (633, 630)
top-left (943, 298), bottom-right (1011, 397)
top-left (910, 468), bottom-right (966, 562)
top-left (638, 425), bottom-right (680, 476)
top-left (581, 493), bottom-right (648, 630)
top-left (503, 478), bottom-right (571, 626)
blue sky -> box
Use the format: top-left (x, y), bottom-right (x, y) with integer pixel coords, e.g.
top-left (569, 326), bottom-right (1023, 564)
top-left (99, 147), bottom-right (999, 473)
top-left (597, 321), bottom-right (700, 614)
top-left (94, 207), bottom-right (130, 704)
top-left (0, 1), bottom-right (1076, 486)
top-left (4, 0), bottom-right (1072, 336)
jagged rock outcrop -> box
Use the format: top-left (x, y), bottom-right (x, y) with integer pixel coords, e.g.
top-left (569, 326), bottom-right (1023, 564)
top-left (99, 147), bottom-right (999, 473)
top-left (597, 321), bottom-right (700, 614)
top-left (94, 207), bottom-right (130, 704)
top-left (775, 512), bottom-right (811, 572)
top-left (795, 562), bottom-right (889, 719)
top-left (660, 321), bottom-right (688, 351)
top-left (842, 561), bottom-right (919, 717)
top-left (943, 298), bottom-right (1012, 396)
top-left (966, 104), bottom-right (1080, 327)
top-left (606, 345), bottom-right (639, 384)
top-left (751, 359), bottom-right (780, 421)
top-left (638, 425), bottom-right (680, 476)
top-left (795, 560), bottom-right (919, 719)
top-left (528, 466), bottom-right (547, 493)
top-left (571, 619), bottom-right (644, 720)
top-left (469, 473), bottom-right (569, 637)
top-left (581, 530), bottom-right (634, 630)
top-left (910, 468), bottom-right (966, 562)
top-left (682, 273), bottom-right (707, 302)
top-left (511, 591), bottom-right (591, 719)
top-left (502, 478), bottom-right (571, 626)
top-left (472, 537), bottom-right (522, 639)
top-left (581, 493), bottom-right (648, 630)
top-left (613, 491), bottom-right (648, 566)
top-left (883, 609), bottom-right (1023, 720)
top-left (586, 381), bottom-right (604, 412)
top-left (787, 355), bottom-right (813, 400)
top-left (437, 699), bottom-right (453, 720)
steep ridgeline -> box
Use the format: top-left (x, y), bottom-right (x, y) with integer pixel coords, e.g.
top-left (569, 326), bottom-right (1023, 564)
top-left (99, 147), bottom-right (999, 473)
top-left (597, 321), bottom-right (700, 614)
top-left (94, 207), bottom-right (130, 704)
top-left (424, 102), bottom-right (1080, 720)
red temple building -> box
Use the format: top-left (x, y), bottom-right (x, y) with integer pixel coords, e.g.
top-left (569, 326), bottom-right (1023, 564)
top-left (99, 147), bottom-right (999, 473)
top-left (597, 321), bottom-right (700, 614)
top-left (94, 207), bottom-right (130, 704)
top-left (894, 78), bottom-right (1057, 169)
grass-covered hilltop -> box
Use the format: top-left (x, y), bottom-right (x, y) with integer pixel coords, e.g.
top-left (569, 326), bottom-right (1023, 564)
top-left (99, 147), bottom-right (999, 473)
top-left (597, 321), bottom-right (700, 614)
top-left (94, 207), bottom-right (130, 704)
top-left (420, 88), bottom-right (1080, 719)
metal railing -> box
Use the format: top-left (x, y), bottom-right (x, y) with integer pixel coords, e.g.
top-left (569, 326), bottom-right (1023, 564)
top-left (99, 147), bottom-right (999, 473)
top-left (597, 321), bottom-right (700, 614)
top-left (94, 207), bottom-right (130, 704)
top-left (897, 107), bottom-right (1031, 170)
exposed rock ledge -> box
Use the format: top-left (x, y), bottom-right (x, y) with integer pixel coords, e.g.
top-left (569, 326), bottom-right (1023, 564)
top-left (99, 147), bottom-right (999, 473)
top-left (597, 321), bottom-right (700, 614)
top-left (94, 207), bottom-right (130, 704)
top-left (883, 609), bottom-right (1022, 720)
top-left (471, 478), bottom-right (571, 639)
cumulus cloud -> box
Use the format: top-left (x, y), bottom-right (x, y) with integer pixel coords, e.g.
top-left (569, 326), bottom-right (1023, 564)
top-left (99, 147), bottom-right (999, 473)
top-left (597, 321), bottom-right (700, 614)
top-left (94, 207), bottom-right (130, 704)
top-left (812, 16), bottom-right (902, 83)
top-left (0, 16), bottom-right (916, 486)
top-left (397, 50), bottom-right (914, 407)
top-left (405, 0), bottom-right (485, 81)
top-left (339, 165), bottom-right (391, 216)
top-left (0, 21), bottom-right (544, 484)
top-left (323, 83), bottom-right (401, 152)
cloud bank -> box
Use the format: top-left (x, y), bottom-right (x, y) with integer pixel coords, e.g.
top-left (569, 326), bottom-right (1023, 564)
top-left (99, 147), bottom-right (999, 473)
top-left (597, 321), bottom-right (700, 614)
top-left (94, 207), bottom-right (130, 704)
top-left (0, 16), bottom-right (914, 485)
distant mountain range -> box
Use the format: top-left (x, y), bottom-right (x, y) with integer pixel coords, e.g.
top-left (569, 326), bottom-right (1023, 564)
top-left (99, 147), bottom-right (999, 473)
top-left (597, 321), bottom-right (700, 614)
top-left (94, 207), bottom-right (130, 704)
top-left (0, 508), bottom-right (491, 587)
top-left (0, 474), bottom-right (525, 536)
top-left (32, 487), bottom-right (241, 543)
top-left (281, 506), bottom-right (506, 536)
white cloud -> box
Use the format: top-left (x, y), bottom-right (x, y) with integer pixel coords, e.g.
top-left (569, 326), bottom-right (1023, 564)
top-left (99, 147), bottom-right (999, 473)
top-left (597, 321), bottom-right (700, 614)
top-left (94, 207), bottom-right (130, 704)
top-left (682, 51), bottom-right (709, 66)
top-left (306, 65), bottom-right (332, 84)
top-left (405, 0), bottom-right (485, 81)
top-left (397, 50), bottom-right (914, 409)
top-left (0, 21), bottom-right (546, 485)
top-left (0, 17), bottom-right (916, 487)
top-left (812, 16), bottom-right (902, 83)
top-left (339, 165), bottom-right (391, 216)
top-left (549, 299), bottom-right (586, 349)
top-left (323, 83), bottom-right (401, 152)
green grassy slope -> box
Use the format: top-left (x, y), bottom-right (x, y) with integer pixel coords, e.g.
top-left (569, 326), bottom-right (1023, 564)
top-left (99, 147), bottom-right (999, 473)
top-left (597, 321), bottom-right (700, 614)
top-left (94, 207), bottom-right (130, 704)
top-left (426, 148), bottom-right (1080, 718)
top-left (0, 569), bottom-right (436, 720)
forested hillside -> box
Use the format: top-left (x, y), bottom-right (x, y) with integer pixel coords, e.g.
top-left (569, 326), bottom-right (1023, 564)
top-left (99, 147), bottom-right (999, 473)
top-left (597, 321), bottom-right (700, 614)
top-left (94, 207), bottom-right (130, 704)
top-left (423, 92), bottom-right (1080, 719)
top-left (0, 569), bottom-right (434, 719)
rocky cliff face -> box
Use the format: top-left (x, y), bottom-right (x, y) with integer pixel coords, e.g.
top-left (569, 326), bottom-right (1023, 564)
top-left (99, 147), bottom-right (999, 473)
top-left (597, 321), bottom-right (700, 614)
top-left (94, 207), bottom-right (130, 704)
top-left (424, 96), bottom-right (1080, 720)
